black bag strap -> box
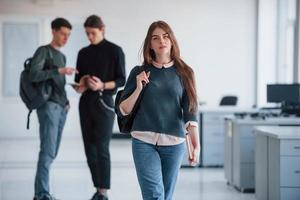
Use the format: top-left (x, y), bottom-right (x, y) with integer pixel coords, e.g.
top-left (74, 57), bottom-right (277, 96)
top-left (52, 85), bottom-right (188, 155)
top-left (26, 46), bottom-right (55, 130)
top-left (26, 110), bottom-right (32, 130)
top-left (48, 46), bottom-right (53, 60)
top-left (45, 45), bottom-right (60, 91)
top-left (24, 58), bottom-right (32, 70)
top-left (130, 65), bottom-right (148, 114)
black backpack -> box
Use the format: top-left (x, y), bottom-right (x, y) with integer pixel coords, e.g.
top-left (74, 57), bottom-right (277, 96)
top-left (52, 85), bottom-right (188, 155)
top-left (19, 47), bottom-right (54, 129)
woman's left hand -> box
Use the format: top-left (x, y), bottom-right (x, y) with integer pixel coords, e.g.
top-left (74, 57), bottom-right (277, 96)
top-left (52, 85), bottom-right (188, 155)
top-left (189, 146), bottom-right (201, 166)
top-left (187, 124), bottom-right (201, 166)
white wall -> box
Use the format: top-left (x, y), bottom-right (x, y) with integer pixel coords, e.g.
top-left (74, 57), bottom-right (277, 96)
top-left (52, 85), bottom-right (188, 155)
top-left (0, 0), bottom-right (256, 137)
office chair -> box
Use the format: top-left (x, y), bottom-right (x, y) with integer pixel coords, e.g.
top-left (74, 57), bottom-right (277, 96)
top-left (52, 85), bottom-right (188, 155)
top-left (219, 96), bottom-right (238, 106)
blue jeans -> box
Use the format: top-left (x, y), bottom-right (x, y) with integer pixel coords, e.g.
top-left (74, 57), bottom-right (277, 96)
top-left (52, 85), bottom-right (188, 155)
top-left (34, 101), bottom-right (67, 198)
top-left (132, 138), bottom-right (185, 200)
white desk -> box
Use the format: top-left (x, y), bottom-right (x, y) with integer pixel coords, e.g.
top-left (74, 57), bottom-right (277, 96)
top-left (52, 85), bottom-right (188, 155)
top-left (181, 107), bottom-right (253, 167)
top-left (255, 126), bottom-right (300, 200)
top-left (198, 107), bottom-right (253, 167)
top-left (224, 116), bottom-right (300, 192)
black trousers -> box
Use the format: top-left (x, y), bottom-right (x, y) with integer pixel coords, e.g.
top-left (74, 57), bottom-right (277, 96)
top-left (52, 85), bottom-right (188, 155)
top-left (79, 92), bottom-right (115, 189)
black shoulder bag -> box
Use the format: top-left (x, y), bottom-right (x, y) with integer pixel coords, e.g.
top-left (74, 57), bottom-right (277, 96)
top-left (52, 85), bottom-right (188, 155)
top-left (115, 66), bottom-right (147, 134)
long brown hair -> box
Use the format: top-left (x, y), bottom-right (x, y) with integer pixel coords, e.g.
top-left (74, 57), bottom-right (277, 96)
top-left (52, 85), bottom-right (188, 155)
top-left (142, 21), bottom-right (198, 112)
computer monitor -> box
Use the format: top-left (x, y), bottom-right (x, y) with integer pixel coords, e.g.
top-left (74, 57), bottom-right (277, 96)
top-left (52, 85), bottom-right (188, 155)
top-left (267, 84), bottom-right (300, 103)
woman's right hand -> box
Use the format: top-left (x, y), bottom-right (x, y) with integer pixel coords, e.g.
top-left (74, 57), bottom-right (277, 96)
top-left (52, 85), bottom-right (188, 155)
top-left (136, 71), bottom-right (150, 90)
top-left (119, 70), bottom-right (150, 115)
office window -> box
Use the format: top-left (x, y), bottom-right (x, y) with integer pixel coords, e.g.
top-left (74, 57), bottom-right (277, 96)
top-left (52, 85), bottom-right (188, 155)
top-left (277, 0), bottom-right (296, 83)
top-left (2, 22), bottom-right (39, 96)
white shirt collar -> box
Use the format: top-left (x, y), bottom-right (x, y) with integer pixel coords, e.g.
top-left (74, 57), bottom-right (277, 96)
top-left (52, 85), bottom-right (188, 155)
top-left (152, 60), bottom-right (174, 68)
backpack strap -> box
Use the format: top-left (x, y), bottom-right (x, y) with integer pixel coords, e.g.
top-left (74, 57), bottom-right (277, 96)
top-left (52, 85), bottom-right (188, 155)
top-left (46, 45), bottom-right (60, 91)
top-left (26, 110), bottom-right (32, 130)
top-left (25, 46), bottom-right (54, 130)
top-left (48, 46), bottom-right (53, 60)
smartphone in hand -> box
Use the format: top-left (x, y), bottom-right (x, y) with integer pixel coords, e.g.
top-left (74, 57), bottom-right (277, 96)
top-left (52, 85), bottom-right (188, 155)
top-left (68, 82), bottom-right (80, 87)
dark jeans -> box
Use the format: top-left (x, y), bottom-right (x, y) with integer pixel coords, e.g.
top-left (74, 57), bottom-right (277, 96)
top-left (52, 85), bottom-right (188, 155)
top-left (34, 101), bottom-right (67, 198)
top-left (79, 93), bottom-right (115, 189)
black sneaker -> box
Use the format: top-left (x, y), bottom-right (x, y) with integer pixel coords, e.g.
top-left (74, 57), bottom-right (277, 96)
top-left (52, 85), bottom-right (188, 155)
top-left (46, 195), bottom-right (59, 200)
top-left (90, 192), bottom-right (99, 200)
top-left (34, 195), bottom-right (59, 200)
top-left (90, 192), bottom-right (108, 200)
top-left (98, 193), bottom-right (108, 200)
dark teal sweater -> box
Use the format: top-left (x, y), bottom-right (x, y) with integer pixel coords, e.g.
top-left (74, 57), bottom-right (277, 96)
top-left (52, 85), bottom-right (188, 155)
top-left (29, 45), bottom-right (68, 106)
top-left (119, 64), bottom-right (198, 138)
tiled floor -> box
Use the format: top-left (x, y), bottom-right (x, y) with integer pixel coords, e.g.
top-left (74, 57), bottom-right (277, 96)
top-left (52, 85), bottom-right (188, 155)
top-left (0, 137), bottom-right (255, 200)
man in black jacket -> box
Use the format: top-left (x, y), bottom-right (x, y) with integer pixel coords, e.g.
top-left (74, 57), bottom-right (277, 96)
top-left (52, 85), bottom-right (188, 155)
top-left (74, 15), bottom-right (126, 200)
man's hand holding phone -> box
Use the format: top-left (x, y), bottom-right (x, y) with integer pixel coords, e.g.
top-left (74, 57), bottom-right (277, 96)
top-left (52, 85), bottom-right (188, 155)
top-left (58, 67), bottom-right (78, 75)
top-left (86, 75), bottom-right (104, 91)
